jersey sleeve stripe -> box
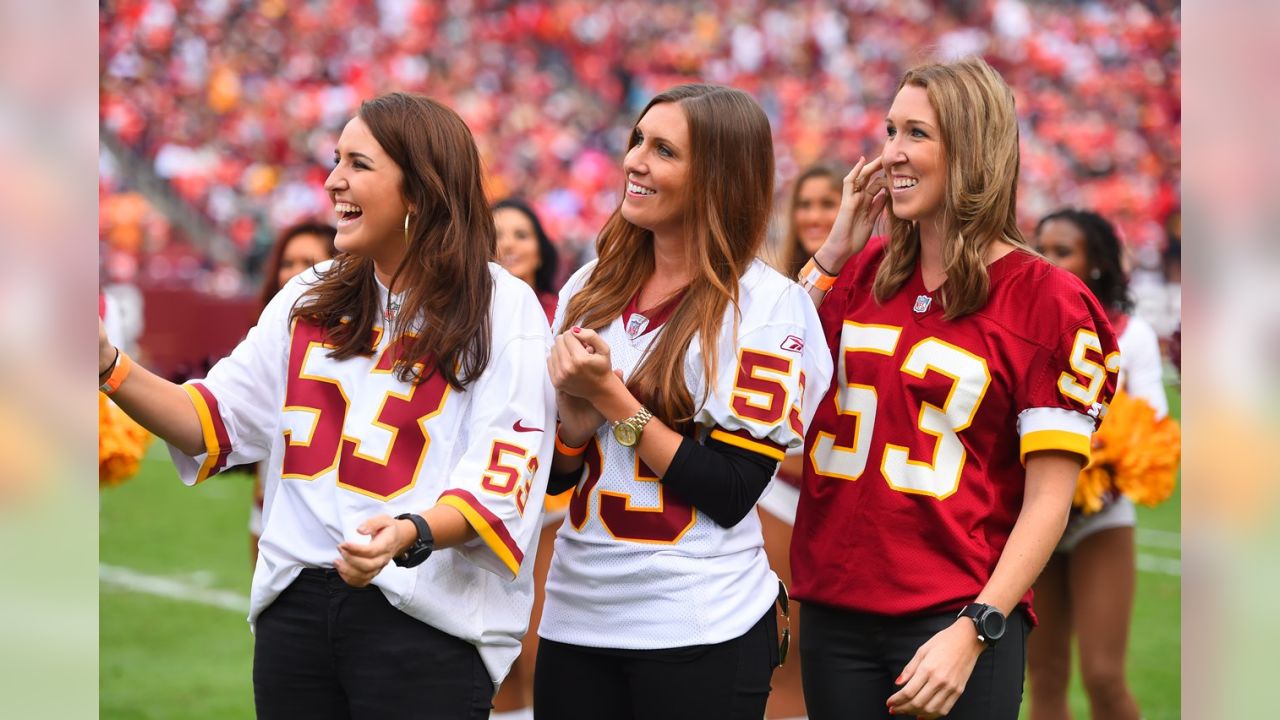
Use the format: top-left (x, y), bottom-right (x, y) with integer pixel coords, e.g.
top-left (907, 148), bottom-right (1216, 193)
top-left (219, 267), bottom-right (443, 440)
top-left (1017, 406), bottom-right (1096, 464)
top-left (708, 428), bottom-right (786, 461)
top-left (183, 383), bottom-right (232, 483)
top-left (438, 489), bottom-right (524, 577)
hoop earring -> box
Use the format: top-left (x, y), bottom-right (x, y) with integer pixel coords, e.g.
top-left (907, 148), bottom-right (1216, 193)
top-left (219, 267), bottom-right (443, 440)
top-left (1089, 267), bottom-right (1102, 280)
top-left (404, 213), bottom-right (412, 246)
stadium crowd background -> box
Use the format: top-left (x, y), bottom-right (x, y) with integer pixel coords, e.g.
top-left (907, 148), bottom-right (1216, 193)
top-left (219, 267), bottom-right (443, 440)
top-left (99, 0), bottom-right (1180, 345)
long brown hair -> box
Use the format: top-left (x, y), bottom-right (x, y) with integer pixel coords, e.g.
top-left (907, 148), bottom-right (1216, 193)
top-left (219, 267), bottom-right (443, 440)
top-left (293, 93), bottom-right (494, 389)
top-left (560, 84), bottom-right (775, 426)
top-left (776, 165), bottom-right (841, 278)
top-left (874, 57), bottom-right (1031, 320)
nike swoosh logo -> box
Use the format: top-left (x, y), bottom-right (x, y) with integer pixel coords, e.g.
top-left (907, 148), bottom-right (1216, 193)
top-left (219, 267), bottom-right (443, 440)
top-left (513, 420), bottom-right (543, 433)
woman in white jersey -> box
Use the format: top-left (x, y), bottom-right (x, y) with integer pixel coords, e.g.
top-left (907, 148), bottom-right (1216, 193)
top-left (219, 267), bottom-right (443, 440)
top-left (532, 84), bottom-right (832, 720)
top-left (97, 92), bottom-right (555, 720)
top-left (1028, 208), bottom-right (1167, 720)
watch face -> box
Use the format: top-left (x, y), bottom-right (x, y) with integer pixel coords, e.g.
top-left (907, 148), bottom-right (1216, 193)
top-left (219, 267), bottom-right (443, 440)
top-left (614, 422), bottom-right (638, 447)
top-left (980, 610), bottom-right (1007, 641)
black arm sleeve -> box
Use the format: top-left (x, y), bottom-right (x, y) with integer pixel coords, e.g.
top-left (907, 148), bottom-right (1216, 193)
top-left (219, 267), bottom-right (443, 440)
top-left (546, 467), bottom-right (582, 496)
top-left (659, 434), bottom-right (779, 528)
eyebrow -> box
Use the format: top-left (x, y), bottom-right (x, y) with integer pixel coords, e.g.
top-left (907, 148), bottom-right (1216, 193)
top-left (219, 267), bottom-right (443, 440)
top-left (333, 150), bottom-right (376, 164)
top-left (886, 118), bottom-right (937, 131)
top-left (637, 128), bottom-right (683, 153)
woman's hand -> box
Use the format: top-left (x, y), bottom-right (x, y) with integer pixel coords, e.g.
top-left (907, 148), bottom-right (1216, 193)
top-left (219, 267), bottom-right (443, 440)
top-left (885, 619), bottom-right (986, 718)
top-left (335, 515), bottom-right (414, 587)
top-left (816, 156), bottom-right (889, 272)
top-left (99, 318), bottom-right (116, 375)
top-left (556, 389), bottom-right (608, 447)
top-left (548, 327), bottom-right (619, 404)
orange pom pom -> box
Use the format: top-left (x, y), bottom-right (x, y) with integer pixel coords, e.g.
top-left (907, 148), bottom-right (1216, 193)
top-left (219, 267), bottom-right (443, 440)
top-left (1073, 388), bottom-right (1181, 513)
top-left (99, 393), bottom-right (152, 488)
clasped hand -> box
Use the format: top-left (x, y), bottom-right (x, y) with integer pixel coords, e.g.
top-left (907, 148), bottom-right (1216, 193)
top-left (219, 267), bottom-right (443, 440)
top-left (548, 327), bottom-right (622, 446)
top-left (334, 515), bottom-right (412, 587)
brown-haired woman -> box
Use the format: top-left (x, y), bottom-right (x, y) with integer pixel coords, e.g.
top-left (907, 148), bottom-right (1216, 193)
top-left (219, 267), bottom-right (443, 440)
top-left (97, 92), bottom-right (555, 719)
top-left (793, 58), bottom-right (1120, 719)
top-left (759, 163), bottom-right (842, 720)
top-left (775, 165), bottom-right (843, 279)
top-left (248, 220), bottom-right (338, 567)
top-left (532, 84), bottom-right (832, 720)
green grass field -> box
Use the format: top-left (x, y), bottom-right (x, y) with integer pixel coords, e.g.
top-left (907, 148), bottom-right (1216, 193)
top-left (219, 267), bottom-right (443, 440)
top-left (100, 383), bottom-right (1182, 719)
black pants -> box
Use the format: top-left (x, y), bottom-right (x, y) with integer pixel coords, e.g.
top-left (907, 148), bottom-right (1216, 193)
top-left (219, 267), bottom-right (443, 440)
top-left (253, 568), bottom-right (493, 720)
top-left (533, 608), bottom-right (779, 720)
top-left (800, 602), bottom-right (1030, 720)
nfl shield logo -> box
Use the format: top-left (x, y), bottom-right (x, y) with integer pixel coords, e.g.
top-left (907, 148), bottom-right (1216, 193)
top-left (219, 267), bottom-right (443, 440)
top-left (913, 295), bottom-right (932, 313)
top-left (626, 313), bottom-right (650, 338)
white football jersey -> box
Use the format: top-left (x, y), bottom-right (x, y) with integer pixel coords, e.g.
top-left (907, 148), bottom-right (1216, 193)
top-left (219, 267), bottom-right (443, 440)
top-left (167, 260), bottom-right (555, 687)
top-left (539, 259), bottom-right (833, 649)
top-left (1117, 315), bottom-right (1168, 418)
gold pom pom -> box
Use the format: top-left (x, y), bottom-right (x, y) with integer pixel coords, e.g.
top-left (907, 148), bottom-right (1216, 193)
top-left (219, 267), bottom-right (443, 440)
top-left (1073, 388), bottom-right (1181, 513)
top-left (99, 392), bottom-right (152, 488)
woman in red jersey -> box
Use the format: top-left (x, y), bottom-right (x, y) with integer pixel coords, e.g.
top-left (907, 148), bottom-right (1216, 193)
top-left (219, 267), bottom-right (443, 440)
top-left (791, 57), bottom-right (1120, 719)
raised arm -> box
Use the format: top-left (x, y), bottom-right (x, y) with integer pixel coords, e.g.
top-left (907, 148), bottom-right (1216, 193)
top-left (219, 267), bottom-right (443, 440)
top-left (99, 318), bottom-right (204, 457)
top-left (803, 156), bottom-right (888, 306)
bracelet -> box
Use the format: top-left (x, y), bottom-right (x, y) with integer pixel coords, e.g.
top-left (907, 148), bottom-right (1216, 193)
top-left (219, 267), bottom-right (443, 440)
top-left (810, 253), bottom-right (837, 277)
top-left (99, 346), bottom-right (120, 380)
top-left (554, 425), bottom-right (590, 457)
top-left (99, 350), bottom-right (133, 395)
top-left (798, 259), bottom-right (837, 292)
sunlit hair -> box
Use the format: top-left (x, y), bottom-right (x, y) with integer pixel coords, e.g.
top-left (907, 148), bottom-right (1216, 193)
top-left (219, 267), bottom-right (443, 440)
top-left (1036, 208), bottom-right (1133, 313)
top-left (293, 92), bottom-right (495, 390)
top-left (258, 221), bottom-right (337, 310)
top-left (492, 197), bottom-right (560, 295)
top-left (559, 84), bottom-right (775, 426)
top-left (875, 56), bottom-right (1032, 320)
top-left (776, 165), bottom-right (842, 278)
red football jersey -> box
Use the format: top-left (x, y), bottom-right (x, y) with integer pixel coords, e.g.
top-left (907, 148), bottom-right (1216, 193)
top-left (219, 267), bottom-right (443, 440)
top-left (792, 238), bottom-right (1119, 617)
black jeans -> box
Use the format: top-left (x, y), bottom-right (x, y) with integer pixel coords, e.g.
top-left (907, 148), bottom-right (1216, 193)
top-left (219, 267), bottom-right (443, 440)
top-left (533, 608), bottom-right (779, 720)
top-left (253, 568), bottom-right (492, 720)
top-left (800, 602), bottom-right (1030, 720)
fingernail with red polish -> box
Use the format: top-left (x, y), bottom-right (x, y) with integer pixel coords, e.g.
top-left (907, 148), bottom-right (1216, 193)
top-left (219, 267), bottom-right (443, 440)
top-left (571, 326), bottom-right (580, 333)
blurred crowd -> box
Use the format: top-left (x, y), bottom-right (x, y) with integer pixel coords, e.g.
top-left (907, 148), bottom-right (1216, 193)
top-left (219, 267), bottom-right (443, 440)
top-left (99, 0), bottom-right (1180, 305)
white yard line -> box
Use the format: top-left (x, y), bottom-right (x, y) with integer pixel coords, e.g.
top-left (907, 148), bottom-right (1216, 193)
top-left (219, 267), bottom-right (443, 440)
top-left (1136, 553), bottom-right (1181, 577)
top-left (1136, 527), bottom-right (1181, 551)
top-left (99, 564), bottom-right (249, 614)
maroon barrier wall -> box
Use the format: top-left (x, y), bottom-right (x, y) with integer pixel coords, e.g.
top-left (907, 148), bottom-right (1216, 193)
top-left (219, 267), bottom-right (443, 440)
top-left (138, 288), bottom-right (258, 380)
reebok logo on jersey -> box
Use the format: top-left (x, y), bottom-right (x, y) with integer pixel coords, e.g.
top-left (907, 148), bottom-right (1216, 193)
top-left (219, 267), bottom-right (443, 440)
top-left (513, 419), bottom-right (543, 433)
top-left (780, 335), bottom-right (805, 353)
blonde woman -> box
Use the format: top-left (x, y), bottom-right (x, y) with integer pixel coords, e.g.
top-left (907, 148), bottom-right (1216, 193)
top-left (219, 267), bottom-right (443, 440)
top-left (794, 58), bottom-right (1121, 719)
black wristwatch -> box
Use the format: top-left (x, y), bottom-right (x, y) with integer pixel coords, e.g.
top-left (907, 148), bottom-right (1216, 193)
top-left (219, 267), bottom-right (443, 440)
top-left (957, 603), bottom-right (1006, 647)
top-left (392, 513), bottom-right (434, 568)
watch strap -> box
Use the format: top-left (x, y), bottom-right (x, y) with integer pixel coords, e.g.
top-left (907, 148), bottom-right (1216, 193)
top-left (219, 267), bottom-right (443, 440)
top-left (392, 512), bottom-right (434, 568)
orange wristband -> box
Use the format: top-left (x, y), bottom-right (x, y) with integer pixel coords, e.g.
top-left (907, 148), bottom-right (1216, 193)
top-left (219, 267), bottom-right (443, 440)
top-left (554, 425), bottom-right (590, 456)
top-left (99, 350), bottom-right (133, 395)
top-left (799, 258), bottom-right (837, 292)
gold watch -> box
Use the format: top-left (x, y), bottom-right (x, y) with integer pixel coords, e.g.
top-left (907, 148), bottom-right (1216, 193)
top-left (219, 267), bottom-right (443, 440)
top-left (612, 406), bottom-right (654, 447)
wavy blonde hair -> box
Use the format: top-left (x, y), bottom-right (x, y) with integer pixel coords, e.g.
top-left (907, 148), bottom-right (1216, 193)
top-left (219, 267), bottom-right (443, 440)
top-left (560, 84), bottom-right (775, 427)
top-left (874, 57), bottom-right (1032, 320)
